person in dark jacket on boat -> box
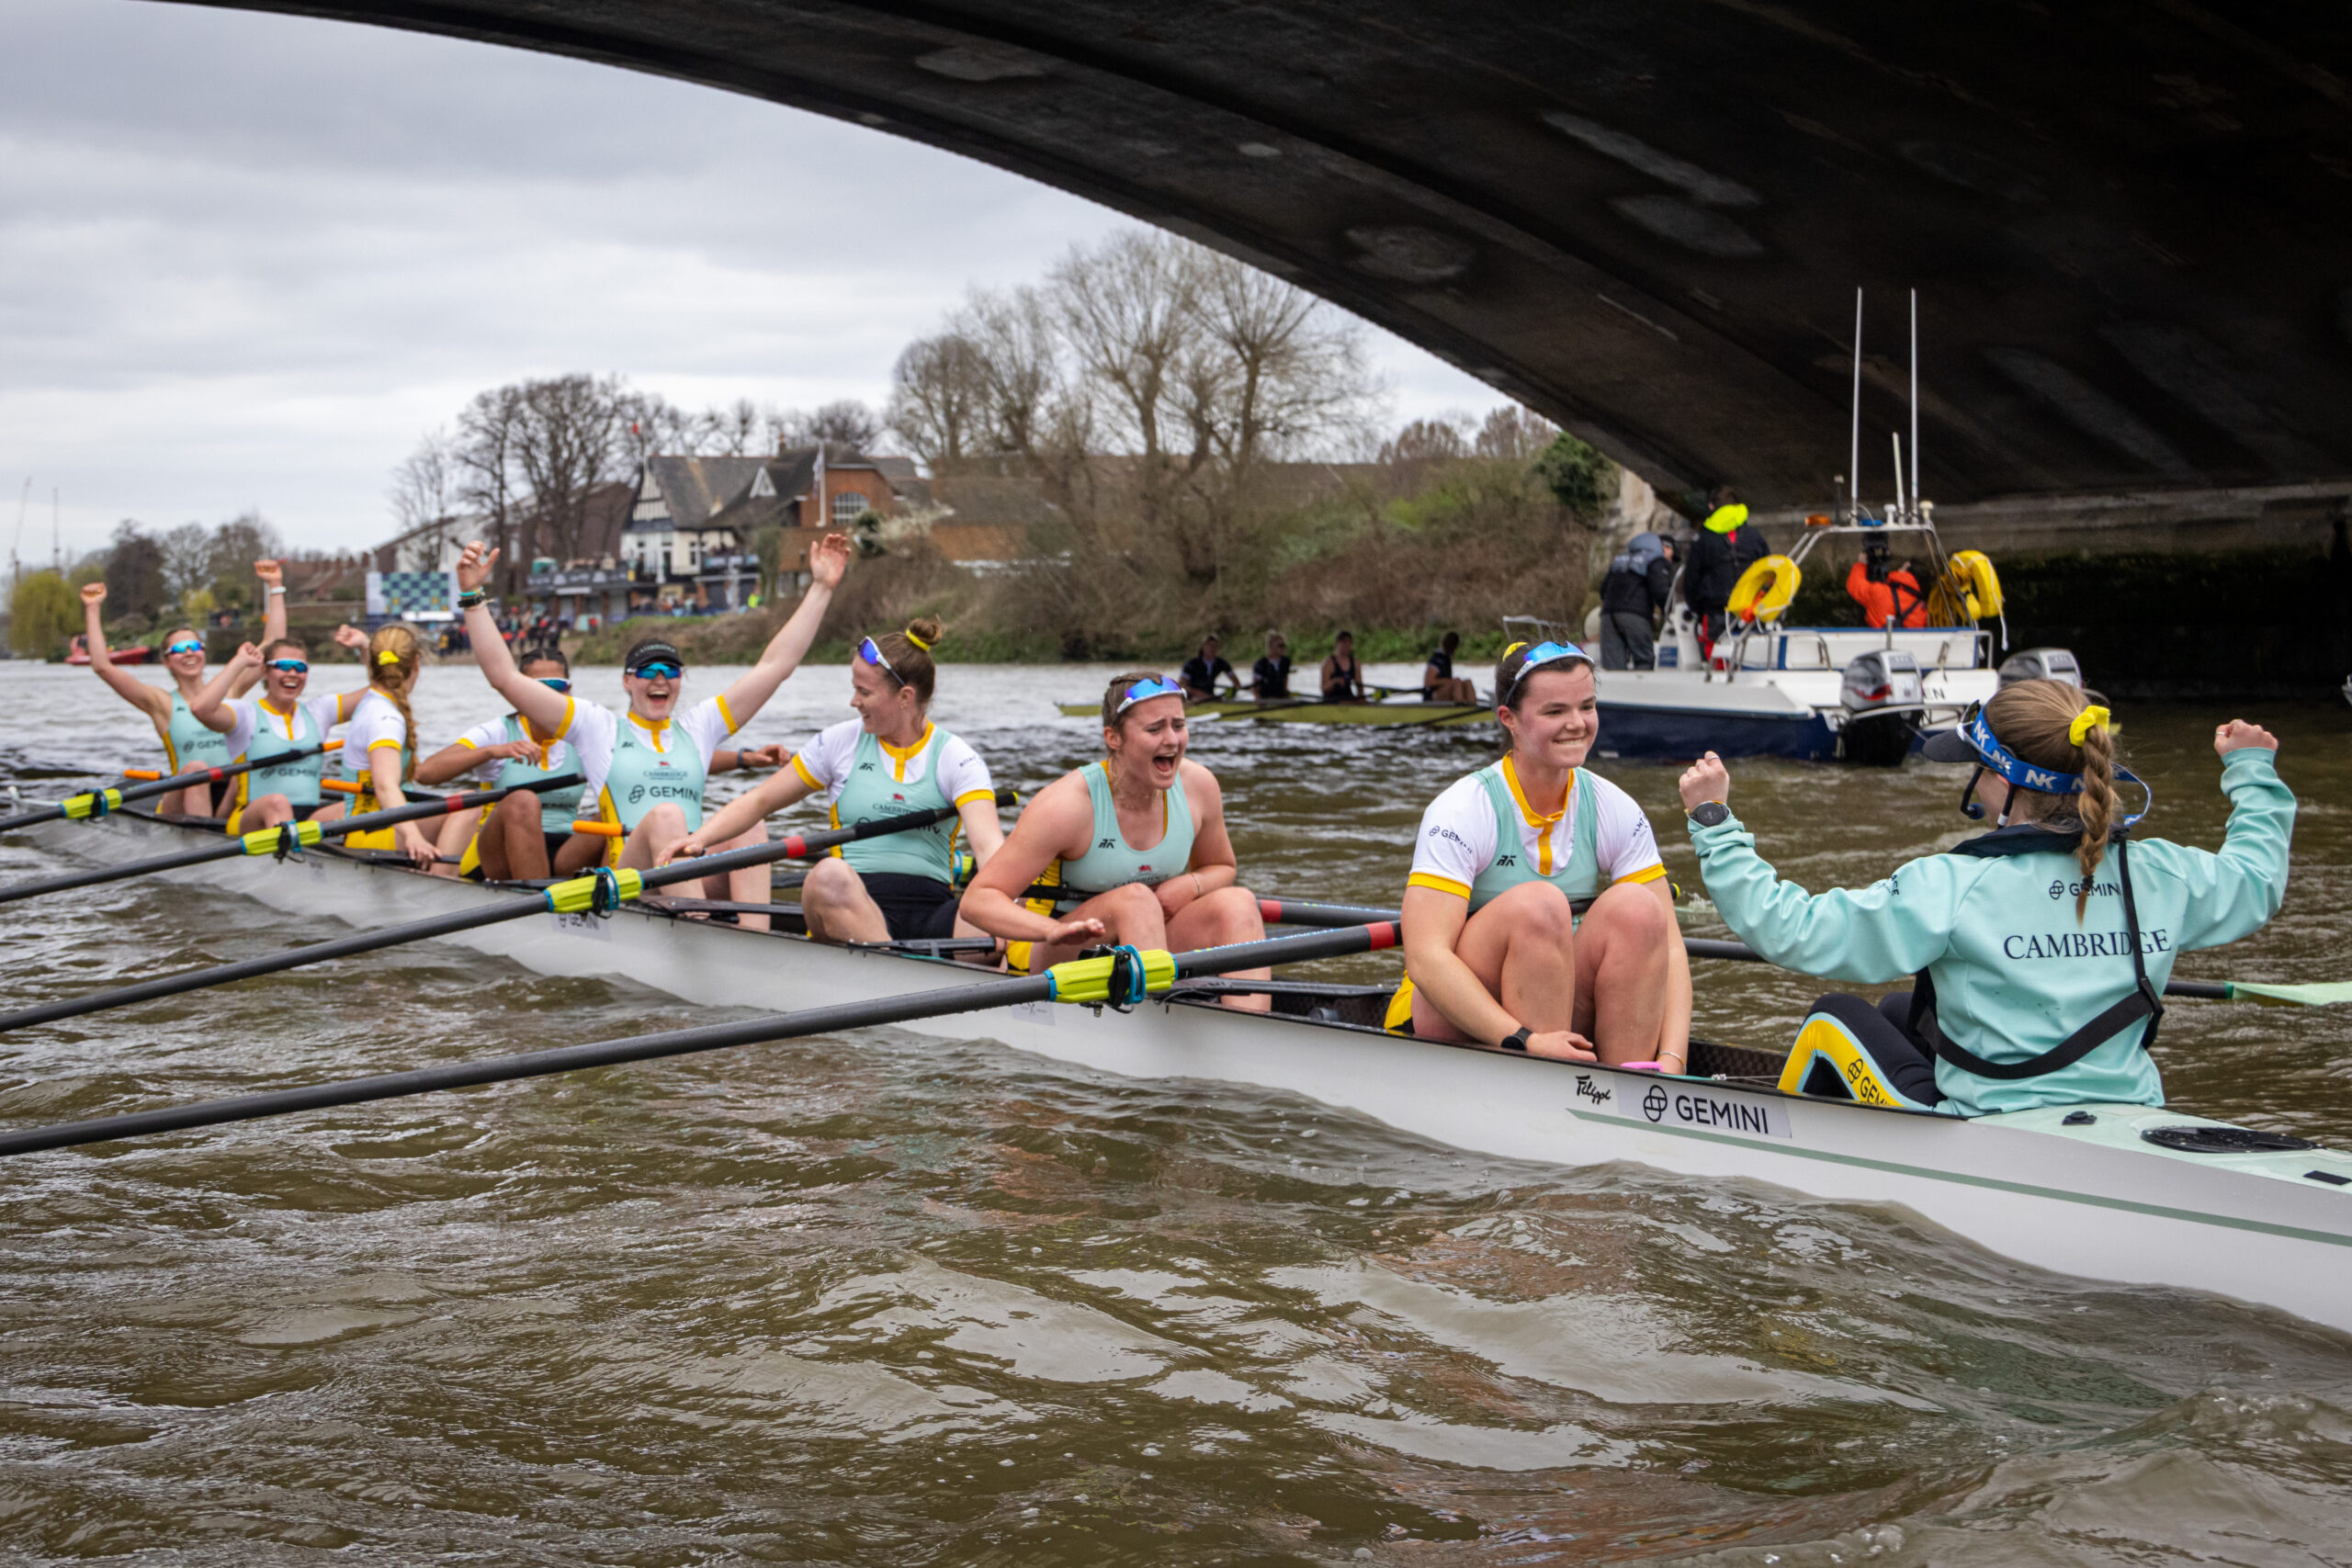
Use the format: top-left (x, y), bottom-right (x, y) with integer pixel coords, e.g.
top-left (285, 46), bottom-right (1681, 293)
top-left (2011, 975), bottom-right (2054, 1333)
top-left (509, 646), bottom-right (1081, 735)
top-left (1599, 532), bottom-right (1676, 670)
top-left (1678, 681), bottom-right (2292, 1115)
top-left (1179, 636), bottom-right (1238, 702)
top-left (1252, 631), bottom-right (1294, 700)
top-left (1681, 487), bottom-right (1768, 652)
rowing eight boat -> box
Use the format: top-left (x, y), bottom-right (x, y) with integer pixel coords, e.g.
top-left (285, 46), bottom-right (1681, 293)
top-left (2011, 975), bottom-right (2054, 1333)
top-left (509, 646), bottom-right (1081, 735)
top-left (20, 807), bottom-right (2352, 1336)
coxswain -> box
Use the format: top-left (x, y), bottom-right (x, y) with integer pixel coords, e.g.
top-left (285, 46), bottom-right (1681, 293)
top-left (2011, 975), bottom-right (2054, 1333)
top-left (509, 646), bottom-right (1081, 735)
top-left (1179, 635), bottom-right (1238, 702)
top-left (1844, 542), bottom-right (1928, 629)
top-left (413, 647), bottom-right (588, 882)
top-left (1393, 639), bottom-right (1690, 1066)
top-left (1421, 631), bottom-right (1476, 703)
top-left (75, 559), bottom-right (287, 818)
top-left (1251, 631), bottom-right (1293, 700)
top-left (1677, 681), bottom-right (2293, 1113)
top-left (663, 618), bottom-right (1003, 949)
top-left (451, 536), bottom-right (847, 924)
top-left (189, 626), bottom-right (374, 834)
top-left (959, 671), bottom-right (1272, 1009)
top-left (1320, 629), bottom-right (1366, 702)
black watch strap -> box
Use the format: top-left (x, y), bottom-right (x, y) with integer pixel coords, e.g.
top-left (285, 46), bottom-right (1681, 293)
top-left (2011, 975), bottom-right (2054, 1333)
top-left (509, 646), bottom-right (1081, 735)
top-left (1500, 1026), bottom-right (1532, 1052)
top-left (1687, 800), bottom-right (1731, 828)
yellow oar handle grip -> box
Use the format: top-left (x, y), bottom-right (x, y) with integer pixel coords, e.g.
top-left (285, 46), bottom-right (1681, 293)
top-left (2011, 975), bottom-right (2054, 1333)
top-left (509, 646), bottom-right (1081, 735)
top-left (569, 820), bottom-right (625, 839)
top-left (548, 867), bottom-right (642, 914)
top-left (62, 788), bottom-right (123, 820)
top-left (241, 819), bottom-right (325, 856)
top-left (1046, 947), bottom-right (1177, 1005)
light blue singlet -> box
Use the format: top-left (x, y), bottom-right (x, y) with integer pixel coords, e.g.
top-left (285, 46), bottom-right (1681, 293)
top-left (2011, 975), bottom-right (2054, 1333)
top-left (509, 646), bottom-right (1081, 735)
top-left (1467, 760), bottom-right (1602, 912)
top-left (492, 715), bottom-right (583, 815)
top-left (165, 691), bottom-right (232, 774)
top-left (242, 699), bottom-right (325, 810)
top-left (830, 727), bottom-right (963, 883)
top-left (1038, 761), bottom-right (1195, 913)
top-left (599, 715), bottom-right (707, 833)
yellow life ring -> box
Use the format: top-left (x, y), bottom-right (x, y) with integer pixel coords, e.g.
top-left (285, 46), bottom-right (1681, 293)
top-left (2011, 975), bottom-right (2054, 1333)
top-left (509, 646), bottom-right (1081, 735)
top-left (1928, 550), bottom-right (2003, 625)
top-left (1727, 555), bottom-right (1802, 625)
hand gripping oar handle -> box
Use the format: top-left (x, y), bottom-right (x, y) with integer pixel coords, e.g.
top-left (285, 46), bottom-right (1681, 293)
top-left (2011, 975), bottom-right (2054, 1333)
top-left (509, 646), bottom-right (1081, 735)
top-left (0, 920), bottom-right (1396, 1159)
top-left (0, 773), bottom-right (585, 909)
top-left (1260, 898), bottom-right (2242, 1001)
top-left (0, 789), bottom-right (1016, 1035)
top-left (0, 741), bottom-right (339, 834)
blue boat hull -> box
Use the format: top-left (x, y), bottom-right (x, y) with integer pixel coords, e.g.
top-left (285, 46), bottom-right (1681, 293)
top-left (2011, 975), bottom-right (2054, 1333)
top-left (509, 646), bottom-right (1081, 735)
top-left (1595, 702), bottom-right (1839, 762)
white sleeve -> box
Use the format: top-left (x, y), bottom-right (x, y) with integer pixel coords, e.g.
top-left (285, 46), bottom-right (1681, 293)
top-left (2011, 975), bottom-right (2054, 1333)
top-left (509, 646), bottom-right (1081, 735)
top-left (786, 718), bottom-right (859, 795)
top-left (451, 720), bottom-right (508, 779)
top-left (221, 697), bottom-right (259, 761)
top-left (346, 697), bottom-right (406, 759)
top-left (563, 704), bottom-right (618, 807)
top-left (1589, 776), bottom-right (1667, 885)
top-left (679, 697), bottom-right (735, 769)
top-left (1407, 777), bottom-right (1496, 897)
top-left (302, 692), bottom-right (347, 736)
top-left (935, 735), bottom-right (996, 807)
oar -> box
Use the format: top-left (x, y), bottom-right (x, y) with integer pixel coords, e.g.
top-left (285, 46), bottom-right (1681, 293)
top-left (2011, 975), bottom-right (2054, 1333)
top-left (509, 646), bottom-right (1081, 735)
top-left (0, 921), bottom-right (1397, 1159)
top-left (1253, 897), bottom-right (2342, 1005)
top-left (0, 791), bottom-right (1016, 1035)
top-left (0, 773), bottom-right (585, 909)
top-left (0, 740), bottom-right (340, 833)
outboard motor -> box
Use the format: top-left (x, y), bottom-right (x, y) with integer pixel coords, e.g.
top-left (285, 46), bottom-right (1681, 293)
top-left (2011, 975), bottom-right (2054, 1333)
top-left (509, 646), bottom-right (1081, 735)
top-left (1998, 647), bottom-right (2083, 688)
top-left (1839, 649), bottom-right (1925, 767)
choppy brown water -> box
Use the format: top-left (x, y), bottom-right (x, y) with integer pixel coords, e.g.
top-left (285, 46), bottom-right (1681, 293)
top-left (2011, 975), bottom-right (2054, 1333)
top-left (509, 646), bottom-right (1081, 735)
top-left (0, 660), bottom-right (2347, 1565)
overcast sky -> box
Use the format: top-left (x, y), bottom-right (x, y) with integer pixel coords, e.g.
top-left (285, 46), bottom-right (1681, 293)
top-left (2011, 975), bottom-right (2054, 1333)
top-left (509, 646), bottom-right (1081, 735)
top-left (0, 0), bottom-right (1504, 564)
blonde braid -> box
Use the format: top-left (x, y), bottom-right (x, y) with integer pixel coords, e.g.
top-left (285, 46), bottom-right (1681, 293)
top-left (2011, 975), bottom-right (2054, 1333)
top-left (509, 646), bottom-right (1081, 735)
top-left (368, 624), bottom-right (427, 784)
top-left (2073, 716), bottom-right (2116, 919)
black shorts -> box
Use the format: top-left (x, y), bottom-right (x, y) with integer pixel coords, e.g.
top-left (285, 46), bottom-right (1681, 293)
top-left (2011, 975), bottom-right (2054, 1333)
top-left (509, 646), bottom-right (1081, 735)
top-left (863, 873), bottom-right (960, 942)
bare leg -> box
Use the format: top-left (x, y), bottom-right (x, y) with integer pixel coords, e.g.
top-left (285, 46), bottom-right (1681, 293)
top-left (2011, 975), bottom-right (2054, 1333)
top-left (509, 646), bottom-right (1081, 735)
top-left (1164, 884), bottom-right (1272, 1010)
top-left (552, 831), bottom-right (604, 875)
top-left (311, 801), bottom-right (346, 825)
top-left (433, 807), bottom-right (482, 878)
top-left (1409, 880), bottom-right (1577, 1042)
top-left (799, 855), bottom-right (889, 944)
top-left (1569, 880), bottom-right (1676, 1063)
top-left (713, 826), bottom-right (770, 931)
top-left (228, 792), bottom-right (295, 836)
top-left (478, 794), bottom-right (550, 882)
top-left (1017, 883), bottom-right (1168, 971)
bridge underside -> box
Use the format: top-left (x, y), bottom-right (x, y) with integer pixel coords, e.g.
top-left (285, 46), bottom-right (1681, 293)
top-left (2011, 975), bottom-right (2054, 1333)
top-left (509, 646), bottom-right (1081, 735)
top-left (184, 1), bottom-right (2351, 513)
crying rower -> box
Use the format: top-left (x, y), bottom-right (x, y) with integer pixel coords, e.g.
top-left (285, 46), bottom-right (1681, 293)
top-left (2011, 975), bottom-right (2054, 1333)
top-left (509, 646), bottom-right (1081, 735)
top-left (1677, 680), bottom-right (2294, 1114)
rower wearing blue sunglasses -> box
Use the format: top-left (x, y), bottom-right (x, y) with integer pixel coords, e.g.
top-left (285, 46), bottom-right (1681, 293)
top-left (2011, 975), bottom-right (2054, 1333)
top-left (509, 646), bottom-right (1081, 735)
top-left (454, 533), bottom-right (852, 924)
top-left (74, 558), bottom-right (288, 819)
top-left (959, 671), bottom-right (1273, 1007)
top-left (665, 617), bottom-right (1004, 952)
top-left (189, 622), bottom-right (379, 835)
top-left (414, 647), bottom-right (592, 882)
top-left (1394, 639), bottom-right (1691, 1068)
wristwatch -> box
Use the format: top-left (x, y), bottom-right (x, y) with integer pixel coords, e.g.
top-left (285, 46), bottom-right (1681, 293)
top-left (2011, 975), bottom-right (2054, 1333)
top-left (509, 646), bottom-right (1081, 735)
top-left (1499, 1026), bottom-right (1532, 1052)
top-left (1687, 800), bottom-right (1731, 829)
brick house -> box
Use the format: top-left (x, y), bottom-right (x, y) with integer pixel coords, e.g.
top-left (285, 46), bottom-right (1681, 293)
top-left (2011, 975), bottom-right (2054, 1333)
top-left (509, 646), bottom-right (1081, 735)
top-left (623, 443), bottom-right (909, 610)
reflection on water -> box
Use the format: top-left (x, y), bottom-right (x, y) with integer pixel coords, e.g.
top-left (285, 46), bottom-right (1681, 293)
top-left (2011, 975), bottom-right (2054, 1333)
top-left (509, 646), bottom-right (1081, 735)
top-left (0, 660), bottom-right (2346, 1562)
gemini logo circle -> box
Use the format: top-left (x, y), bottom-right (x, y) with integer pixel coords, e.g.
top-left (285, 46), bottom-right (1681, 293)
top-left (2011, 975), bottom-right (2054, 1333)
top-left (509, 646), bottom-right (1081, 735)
top-left (1642, 1084), bottom-right (1669, 1122)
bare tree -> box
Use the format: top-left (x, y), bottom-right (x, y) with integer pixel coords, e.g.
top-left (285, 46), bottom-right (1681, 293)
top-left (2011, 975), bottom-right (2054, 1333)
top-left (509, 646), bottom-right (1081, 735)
top-left (454, 384), bottom-right (526, 589)
top-left (1474, 405), bottom-right (1561, 462)
top-left (709, 397), bottom-right (763, 456)
top-left (808, 399), bottom-right (881, 450)
top-left (388, 431), bottom-right (453, 533)
top-left (513, 374), bottom-right (627, 566)
top-left (204, 513), bottom-right (283, 613)
top-left (159, 522), bottom-right (213, 605)
top-left (887, 334), bottom-right (988, 468)
top-left (1380, 416), bottom-right (1473, 466)
top-left (958, 286), bottom-right (1063, 461)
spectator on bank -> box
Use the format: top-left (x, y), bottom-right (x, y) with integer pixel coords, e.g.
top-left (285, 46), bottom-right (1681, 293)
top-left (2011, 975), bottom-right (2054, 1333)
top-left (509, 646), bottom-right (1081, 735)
top-left (1252, 631), bottom-right (1294, 700)
top-left (1681, 486), bottom-right (1769, 654)
top-left (1600, 532), bottom-right (1677, 670)
top-left (1180, 635), bottom-right (1239, 701)
top-left (1421, 631), bottom-right (1477, 702)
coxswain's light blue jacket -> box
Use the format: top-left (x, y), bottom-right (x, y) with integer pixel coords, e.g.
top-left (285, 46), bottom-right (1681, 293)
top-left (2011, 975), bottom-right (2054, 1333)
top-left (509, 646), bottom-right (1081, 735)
top-left (1688, 748), bottom-right (2295, 1114)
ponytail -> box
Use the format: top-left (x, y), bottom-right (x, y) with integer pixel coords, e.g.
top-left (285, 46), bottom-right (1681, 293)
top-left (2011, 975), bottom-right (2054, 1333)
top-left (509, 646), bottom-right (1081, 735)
top-left (367, 623), bottom-right (428, 783)
top-left (2073, 717), bottom-right (2117, 918)
top-left (1980, 680), bottom-right (2120, 920)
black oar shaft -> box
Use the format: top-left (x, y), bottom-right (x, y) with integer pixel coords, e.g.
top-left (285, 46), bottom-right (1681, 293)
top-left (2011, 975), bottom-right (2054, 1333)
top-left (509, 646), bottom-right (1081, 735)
top-left (0, 920), bottom-right (1393, 1157)
top-left (0, 840), bottom-right (245, 905)
top-left (0, 743), bottom-right (334, 833)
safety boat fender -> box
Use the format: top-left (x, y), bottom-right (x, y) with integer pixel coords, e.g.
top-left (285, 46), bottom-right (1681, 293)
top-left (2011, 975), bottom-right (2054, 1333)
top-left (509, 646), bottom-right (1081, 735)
top-left (1937, 549), bottom-right (2003, 623)
top-left (1728, 554), bottom-right (1802, 626)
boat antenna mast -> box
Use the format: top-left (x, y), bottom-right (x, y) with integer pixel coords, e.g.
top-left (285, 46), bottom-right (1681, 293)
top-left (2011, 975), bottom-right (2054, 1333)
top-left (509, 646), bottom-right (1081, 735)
top-left (10, 478), bottom-right (29, 591)
top-left (1908, 288), bottom-right (1923, 528)
top-left (1848, 288), bottom-right (1864, 526)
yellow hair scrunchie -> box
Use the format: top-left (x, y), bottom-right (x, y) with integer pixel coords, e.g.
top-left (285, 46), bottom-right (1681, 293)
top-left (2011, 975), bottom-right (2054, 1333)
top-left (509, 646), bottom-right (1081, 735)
top-left (375, 649), bottom-right (401, 666)
top-left (2068, 705), bottom-right (2110, 746)
top-left (1503, 640), bottom-right (1529, 657)
top-left (903, 627), bottom-right (933, 651)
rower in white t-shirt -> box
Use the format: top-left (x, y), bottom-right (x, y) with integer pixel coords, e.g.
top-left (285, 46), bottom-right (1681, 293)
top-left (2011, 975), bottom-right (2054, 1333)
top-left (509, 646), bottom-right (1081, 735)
top-left (1394, 639), bottom-right (1691, 1069)
top-left (413, 648), bottom-right (589, 882)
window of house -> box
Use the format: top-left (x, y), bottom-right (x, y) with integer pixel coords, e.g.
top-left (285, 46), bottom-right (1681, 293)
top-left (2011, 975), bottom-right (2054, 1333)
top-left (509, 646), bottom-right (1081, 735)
top-left (832, 491), bottom-right (870, 526)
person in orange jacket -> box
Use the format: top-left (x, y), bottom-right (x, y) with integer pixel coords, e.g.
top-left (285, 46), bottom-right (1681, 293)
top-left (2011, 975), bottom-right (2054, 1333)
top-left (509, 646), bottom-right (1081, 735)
top-left (1847, 542), bottom-right (1929, 628)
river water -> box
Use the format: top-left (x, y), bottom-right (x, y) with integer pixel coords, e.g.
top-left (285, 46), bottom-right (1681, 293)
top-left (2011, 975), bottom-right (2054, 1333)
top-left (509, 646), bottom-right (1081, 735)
top-left (0, 658), bottom-right (2346, 1565)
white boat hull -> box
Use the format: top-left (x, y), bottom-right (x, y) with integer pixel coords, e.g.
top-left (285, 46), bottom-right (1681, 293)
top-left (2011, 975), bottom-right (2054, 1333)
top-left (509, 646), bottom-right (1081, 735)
top-left (21, 812), bottom-right (2352, 1337)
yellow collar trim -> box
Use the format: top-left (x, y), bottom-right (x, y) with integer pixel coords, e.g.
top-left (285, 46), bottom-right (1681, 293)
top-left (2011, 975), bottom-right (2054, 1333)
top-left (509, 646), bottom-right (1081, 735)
top-left (1500, 754), bottom-right (1571, 829)
top-left (878, 723), bottom-right (934, 763)
top-left (628, 712), bottom-right (670, 749)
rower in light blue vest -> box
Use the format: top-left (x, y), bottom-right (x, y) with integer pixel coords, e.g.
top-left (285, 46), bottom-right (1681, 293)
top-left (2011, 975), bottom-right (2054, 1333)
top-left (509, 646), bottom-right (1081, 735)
top-left (164, 692), bottom-right (233, 775)
top-left (1680, 681), bottom-right (2294, 1116)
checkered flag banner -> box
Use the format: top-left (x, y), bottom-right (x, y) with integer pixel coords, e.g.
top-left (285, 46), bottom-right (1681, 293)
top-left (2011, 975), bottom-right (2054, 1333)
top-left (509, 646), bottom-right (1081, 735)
top-left (367, 570), bottom-right (459, 622)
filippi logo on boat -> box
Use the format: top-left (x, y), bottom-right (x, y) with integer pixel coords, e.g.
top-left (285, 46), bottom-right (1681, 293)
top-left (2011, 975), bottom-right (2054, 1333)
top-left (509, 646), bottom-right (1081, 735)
top-left (1631, 1083), bottom-right (1792, 1139)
